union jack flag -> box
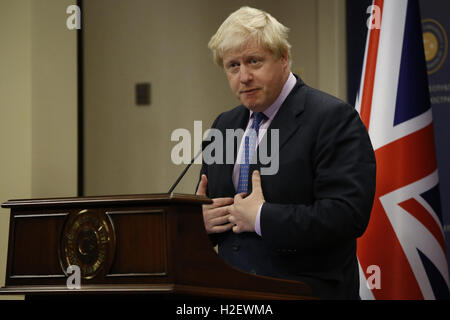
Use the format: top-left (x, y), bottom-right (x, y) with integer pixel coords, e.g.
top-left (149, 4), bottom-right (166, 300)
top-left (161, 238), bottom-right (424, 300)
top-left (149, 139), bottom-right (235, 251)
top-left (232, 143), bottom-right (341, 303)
top-left (356, 0), bottom-right (450, 299)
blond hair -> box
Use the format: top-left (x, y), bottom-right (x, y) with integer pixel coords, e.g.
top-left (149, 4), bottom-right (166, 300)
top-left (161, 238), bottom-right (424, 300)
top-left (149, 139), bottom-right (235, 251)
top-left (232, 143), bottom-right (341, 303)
top-left (208, 6), bottom-right (292, 67)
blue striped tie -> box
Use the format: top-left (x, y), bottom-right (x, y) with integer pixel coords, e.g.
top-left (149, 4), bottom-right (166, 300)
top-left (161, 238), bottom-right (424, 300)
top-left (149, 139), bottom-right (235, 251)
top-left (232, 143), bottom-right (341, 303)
top-left (237, 112), bottom-right (267, 193)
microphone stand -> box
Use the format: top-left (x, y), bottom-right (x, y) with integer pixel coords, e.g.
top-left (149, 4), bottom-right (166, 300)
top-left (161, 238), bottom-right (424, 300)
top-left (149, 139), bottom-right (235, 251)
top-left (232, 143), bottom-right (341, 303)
top-left (168, 139), bottom-right (212, 194)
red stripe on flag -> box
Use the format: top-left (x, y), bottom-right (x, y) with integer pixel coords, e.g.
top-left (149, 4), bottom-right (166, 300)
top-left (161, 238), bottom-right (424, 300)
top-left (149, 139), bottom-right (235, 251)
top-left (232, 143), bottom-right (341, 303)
top-left (360, 0), bottom-right (384, 130)
top-left (358, 199), bottom-right (424, 299)
top-left (358, 123), bottom-right (438, 299)
top-left (398, 198), bottom-right (447, 254)
top-left (375, 124), bottom-right (437, 196)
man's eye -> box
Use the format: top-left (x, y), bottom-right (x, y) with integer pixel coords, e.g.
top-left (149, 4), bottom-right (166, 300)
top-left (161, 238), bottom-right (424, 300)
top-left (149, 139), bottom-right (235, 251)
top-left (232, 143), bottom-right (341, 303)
top-left (227, 63), bottom-right (240, 73)
top-left (251, 57), bottom-right (264, 64)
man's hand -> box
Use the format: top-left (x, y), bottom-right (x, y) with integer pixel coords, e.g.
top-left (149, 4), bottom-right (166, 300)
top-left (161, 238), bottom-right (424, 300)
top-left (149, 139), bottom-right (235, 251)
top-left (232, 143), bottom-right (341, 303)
top-left (196, 174), bottom-right (234, 234)
top-left (228, 170), bottom-right (266, 233)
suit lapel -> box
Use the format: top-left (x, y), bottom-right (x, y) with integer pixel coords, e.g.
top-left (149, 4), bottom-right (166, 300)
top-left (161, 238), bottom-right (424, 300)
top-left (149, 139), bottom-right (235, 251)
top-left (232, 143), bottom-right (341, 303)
top-left (232, 106), bottom-right (250, 160)
top-left (267, 78), bottom-right (306, 150)
top-left (248, 77), bottom-right (307, 192)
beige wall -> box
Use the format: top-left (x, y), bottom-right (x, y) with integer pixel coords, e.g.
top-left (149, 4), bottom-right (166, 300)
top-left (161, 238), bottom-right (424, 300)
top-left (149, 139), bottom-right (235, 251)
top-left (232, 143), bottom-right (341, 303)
top-left (0, 0), bottom-right (77, 297)
top-left (318, 0), bottom-right (347, 101)
top-left (30, 1), bottom-right (78, 198)
top-left (83, 0), bottom-right (347, 196)
top-left (0, 0), bottom-right (32, 298)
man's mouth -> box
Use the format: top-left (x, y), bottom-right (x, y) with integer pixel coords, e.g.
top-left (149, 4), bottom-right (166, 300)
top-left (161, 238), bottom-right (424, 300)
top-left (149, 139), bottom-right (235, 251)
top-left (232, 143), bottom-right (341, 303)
top-left (240, 88), bottom-right (260, 94)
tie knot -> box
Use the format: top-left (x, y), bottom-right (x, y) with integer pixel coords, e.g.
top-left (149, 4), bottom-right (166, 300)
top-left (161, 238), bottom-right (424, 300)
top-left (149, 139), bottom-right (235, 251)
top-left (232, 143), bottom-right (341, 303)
top-left (252, 112), bottom-right (267, 130)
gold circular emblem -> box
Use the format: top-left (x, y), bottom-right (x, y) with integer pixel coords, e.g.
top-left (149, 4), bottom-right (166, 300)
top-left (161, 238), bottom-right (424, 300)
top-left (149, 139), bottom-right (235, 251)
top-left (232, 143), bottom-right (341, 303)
top-left (422, 19), bottom-right (448, 74)
top-left (423, 32), bottom-right (439, 61)
top-left (60, 209), bottom-right (115, 279)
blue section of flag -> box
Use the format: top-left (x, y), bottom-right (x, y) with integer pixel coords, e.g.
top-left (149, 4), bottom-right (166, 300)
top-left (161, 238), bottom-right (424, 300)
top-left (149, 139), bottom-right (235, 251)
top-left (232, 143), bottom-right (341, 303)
top-left (394, 0), bottom-right (431, 126)
top-left (417, 249), bottom-right (450, 300)
top-left (421, 183), bottom-right (443, 225)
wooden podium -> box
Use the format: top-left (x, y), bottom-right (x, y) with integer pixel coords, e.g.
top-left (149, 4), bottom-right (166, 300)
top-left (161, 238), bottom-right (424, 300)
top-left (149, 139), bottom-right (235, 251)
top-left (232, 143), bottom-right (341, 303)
top-left (0, 193), bottom-right (313, 299)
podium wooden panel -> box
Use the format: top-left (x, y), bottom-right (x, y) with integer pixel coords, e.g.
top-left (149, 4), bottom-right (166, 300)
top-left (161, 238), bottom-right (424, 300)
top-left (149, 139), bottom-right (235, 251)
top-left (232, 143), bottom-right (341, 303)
top-left (1, 193), bottom-right (313, 299)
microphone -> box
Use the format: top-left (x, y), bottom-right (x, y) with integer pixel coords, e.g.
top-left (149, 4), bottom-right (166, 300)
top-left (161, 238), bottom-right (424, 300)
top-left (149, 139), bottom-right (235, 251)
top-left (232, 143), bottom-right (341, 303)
top-left (168, 138), bottom-right (214, 194)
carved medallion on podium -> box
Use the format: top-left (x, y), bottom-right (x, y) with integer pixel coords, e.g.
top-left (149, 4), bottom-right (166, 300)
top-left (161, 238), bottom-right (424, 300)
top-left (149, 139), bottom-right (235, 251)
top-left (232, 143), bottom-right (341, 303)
top-left (60, 209), bottom-right (116, 279)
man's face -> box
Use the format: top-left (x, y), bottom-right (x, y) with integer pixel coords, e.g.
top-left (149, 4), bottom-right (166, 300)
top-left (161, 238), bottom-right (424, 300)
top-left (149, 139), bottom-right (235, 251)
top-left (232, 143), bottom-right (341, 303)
top-left (222, 43), bottom-right (289, 112)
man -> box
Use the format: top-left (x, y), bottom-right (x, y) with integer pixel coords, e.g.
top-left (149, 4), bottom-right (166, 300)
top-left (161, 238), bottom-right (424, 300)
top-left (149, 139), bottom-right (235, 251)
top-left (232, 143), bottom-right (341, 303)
top-left (196, 6), bottom-right (376, 299)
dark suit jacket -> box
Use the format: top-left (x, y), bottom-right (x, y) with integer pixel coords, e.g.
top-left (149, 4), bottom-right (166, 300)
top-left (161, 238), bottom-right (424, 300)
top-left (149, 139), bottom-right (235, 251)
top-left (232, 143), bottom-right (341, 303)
top-left (199, 76), bottom-right (376, 299)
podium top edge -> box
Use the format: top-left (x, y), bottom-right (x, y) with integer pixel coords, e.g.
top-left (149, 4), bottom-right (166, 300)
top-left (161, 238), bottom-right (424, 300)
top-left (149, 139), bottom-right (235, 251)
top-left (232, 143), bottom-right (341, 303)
top-left (1, 193), bottom-right (212, 209)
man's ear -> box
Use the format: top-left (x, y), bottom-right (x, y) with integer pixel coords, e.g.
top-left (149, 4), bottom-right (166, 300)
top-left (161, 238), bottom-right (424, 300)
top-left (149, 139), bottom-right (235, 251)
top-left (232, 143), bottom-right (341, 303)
top-left (280, 50), bottom-right (289, 69)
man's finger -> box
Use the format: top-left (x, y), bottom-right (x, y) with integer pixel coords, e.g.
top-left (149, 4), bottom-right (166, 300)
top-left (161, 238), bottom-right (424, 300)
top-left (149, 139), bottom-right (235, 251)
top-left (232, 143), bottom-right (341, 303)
top-left (210, 197), bottom-right (234, 208)
top-left (211, 214), bottom-right (231, 226)
top-left (196, 174), bottom-right (208, 196)
top-left (206, 206), bottom-right (230, 219)
top-left (211, 222), bottom-right (234, 234)
top-left (232, 224), bottom-right (242, 234)
top-left (203, 199), bottom-right (233, 213)
top-left (251, 170), bottom-right (262, 192)
top-left (234, 192), bottom-right (247, 202)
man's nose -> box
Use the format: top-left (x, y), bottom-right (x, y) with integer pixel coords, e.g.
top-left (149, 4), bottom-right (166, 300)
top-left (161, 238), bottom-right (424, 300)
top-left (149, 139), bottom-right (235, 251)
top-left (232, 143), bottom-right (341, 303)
top-left (239, 65), bottom-right (253, 83)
